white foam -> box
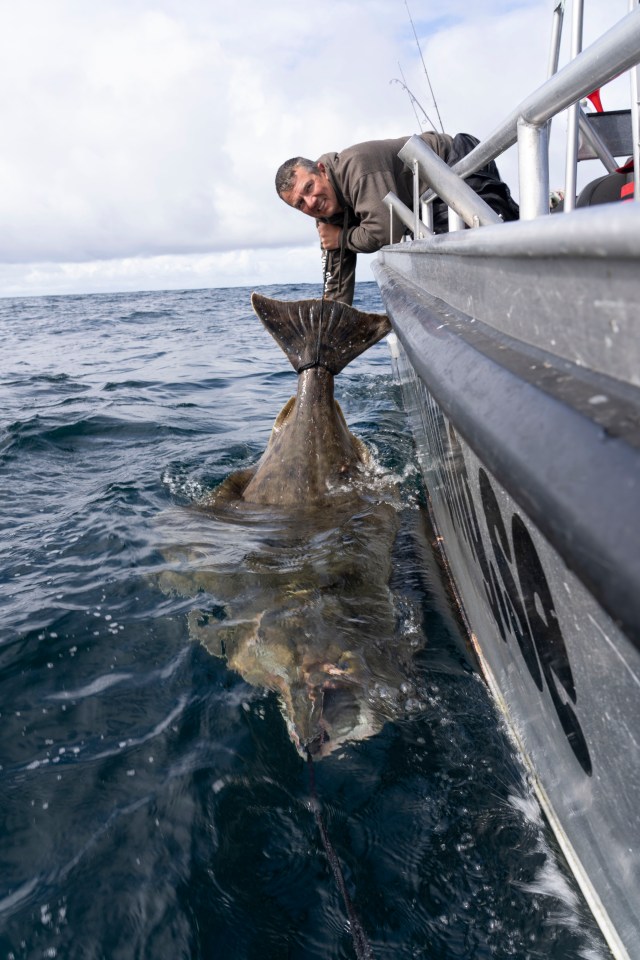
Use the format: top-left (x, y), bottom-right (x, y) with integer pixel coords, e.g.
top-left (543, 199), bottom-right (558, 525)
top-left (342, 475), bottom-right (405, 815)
top-left (47, 671), bottom-right (132, 701)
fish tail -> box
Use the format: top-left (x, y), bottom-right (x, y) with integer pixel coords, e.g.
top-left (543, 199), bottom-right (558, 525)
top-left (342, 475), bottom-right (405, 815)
top-left (250, 294), bottom-right (391, 374)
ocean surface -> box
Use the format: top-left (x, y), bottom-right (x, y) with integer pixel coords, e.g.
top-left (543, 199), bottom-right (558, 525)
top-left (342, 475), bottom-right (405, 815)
top-left (0, 283), bottom-right (608, 960)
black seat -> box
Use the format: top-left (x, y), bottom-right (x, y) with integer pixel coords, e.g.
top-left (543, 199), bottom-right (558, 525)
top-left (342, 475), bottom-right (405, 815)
top-left (576, 163), bottom-right (633, 207)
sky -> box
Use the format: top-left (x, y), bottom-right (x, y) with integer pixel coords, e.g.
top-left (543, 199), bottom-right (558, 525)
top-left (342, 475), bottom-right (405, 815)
top-left (0, 0), bottom-right (631, 298)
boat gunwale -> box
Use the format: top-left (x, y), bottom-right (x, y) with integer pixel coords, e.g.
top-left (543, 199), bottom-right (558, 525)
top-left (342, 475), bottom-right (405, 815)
top-left (381, 203), bottom-right (640, 259)
top-left (373, 258), bottom-right (640, 647)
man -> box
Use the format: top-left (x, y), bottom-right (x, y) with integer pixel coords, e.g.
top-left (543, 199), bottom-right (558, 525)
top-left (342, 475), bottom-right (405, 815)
top-left (276, 131), bottom-right (519, 305)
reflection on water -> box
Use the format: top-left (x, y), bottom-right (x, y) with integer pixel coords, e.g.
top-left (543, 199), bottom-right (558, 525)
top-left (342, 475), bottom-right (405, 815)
top-left (0, 284), bottom-right (608, 960)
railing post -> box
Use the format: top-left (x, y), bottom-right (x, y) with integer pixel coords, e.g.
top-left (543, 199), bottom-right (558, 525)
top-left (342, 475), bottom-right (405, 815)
top-left (399, 136), bottom-right (501, 228)
top-left (518, 118), bottom-right (550, 219)
top-left (631, 0), bottom-right (640, 202)
top-left (384, 191), bottom-right (430, 239)
top-left (448, 210), bottom-right (466, 231)
top-left (564, 0), bottom-right (584, 212)
top-left (421, 199), bottom-right (434, 233)
top-left (413, 159), bottom-right (421, 239)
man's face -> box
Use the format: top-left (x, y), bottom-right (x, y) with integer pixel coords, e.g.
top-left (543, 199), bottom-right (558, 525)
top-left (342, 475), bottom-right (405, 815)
top-left (281, 163), bottom-right (342, 219)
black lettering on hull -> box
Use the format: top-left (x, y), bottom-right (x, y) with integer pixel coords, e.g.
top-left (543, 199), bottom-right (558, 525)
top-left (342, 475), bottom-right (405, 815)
top-left (417, 392), bottom-right (592, 775)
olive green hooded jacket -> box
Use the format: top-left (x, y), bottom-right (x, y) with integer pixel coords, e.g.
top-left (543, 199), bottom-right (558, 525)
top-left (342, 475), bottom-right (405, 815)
top-left (316, 131), bottom-right (518, 304)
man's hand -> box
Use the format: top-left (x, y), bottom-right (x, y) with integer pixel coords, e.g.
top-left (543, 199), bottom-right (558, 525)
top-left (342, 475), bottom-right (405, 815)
top-left (316, 221), bottom-right (341, 250)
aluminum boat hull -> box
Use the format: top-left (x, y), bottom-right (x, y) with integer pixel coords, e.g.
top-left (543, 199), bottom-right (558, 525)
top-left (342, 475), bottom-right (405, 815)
top-left (373, 204), bottom-right (640, 960)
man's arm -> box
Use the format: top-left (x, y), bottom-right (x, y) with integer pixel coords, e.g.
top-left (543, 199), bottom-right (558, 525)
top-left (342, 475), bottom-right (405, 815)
top-left (323, 246), bottom-right (357, 305)
top-left (315, 220), bottom-right (356, 305)
top-left (341, 170), bottom-right (399, 253)
top-left (336, 132), bottom-right (454, 252)
top-left (317, 221), bottom-right (341, 251)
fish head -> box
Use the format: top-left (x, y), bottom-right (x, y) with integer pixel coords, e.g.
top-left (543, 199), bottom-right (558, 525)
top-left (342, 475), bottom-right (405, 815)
top-left (282, 670), bottom-right (383, 760)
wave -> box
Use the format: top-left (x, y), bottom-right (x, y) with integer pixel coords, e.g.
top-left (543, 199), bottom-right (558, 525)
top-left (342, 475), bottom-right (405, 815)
top-left (0, 284), bottom-right (609, 960)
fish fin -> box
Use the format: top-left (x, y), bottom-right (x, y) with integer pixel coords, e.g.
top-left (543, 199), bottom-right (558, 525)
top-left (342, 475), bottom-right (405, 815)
top-left (250, 293), bottom-right (391, 374)
top-left (201, 467), bottom-right (256, 504)
top-left (272, 396), bottom-right (295, 429)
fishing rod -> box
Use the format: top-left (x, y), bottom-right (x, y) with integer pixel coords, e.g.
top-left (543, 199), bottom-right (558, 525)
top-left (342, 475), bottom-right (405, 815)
top-left (395, 0), bottom-right (445, 133)
top-left (391, 73), bottom-right (440, 133)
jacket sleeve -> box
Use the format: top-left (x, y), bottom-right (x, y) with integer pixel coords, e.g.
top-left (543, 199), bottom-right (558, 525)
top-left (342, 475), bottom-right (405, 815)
top-left (342, 170), bottom-right (398, 254)
top-left (322, 245), bottom-right (357, 305)
top-left (340, 132), bottom-right (453, 253)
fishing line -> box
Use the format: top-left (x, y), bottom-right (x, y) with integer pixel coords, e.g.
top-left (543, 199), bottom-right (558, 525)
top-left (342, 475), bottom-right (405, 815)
top-left (306, 750), bottom-right (374, 960)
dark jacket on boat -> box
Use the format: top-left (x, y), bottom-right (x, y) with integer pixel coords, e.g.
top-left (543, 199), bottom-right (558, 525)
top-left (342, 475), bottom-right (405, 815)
top-left (317, 131), bottom-right (519, 304)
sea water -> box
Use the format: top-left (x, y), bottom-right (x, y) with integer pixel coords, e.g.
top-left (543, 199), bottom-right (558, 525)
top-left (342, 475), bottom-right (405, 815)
top-left (0, 283), bottom-right (608, 959)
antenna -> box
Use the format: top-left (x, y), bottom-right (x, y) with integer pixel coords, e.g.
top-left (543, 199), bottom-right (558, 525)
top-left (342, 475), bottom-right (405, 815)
top-left (403, 0), bottom-right (445, 133)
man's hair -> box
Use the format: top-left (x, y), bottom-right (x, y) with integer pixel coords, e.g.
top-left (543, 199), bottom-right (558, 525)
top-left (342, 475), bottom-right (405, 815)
top-left (275, 157), bottom-right (320, 197)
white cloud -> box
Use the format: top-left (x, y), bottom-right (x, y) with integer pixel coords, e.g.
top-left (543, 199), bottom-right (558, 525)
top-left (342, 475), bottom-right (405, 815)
top-left (0, 245), bottom-right (365, 298)
top-left (0, 0), bottom-right (633, 297)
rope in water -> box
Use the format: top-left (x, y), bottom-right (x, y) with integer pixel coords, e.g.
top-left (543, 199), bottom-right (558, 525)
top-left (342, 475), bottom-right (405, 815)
top-left (306, 750), bottom-right (374, 960)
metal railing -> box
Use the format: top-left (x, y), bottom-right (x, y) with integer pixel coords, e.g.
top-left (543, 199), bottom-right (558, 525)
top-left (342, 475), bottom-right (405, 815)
top-left (631, 0), bottom-right (640, 194)
top-left (384, 190), bottom-right (431, 244)
top-left (388, 2), bottom-right (640, 233)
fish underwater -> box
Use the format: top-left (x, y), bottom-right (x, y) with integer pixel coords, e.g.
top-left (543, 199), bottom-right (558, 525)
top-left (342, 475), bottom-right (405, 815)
top-left (158, 294), bottom-right (429, 758)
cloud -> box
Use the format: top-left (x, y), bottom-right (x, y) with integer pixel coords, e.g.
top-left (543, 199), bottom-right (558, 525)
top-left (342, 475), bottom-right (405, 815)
top-left (0, 0), bottom-right (631, 296)
top-left (1, 0), bottom-right (411, 266)
top-left (0, 245), bottom-right (331, 298)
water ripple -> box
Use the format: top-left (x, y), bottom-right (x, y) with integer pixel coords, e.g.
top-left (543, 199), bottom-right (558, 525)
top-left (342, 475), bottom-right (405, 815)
top-left (0, 285), bottom-right (609, 960)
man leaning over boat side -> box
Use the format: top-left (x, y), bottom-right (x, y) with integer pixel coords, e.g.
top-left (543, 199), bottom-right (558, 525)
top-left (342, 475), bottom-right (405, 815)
top-left (276, 132), bottom-right (519, 305)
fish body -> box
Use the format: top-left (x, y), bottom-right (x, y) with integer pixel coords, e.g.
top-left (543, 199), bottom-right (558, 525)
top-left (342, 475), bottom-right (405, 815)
top-left (159, 295), bottom-right (423, 758)
top-left (180, 495), bottom-right (406, 757)
top-left (212, 294), bottom-right (391, 508)
top-left (240, 366), bottom-right (365, 505)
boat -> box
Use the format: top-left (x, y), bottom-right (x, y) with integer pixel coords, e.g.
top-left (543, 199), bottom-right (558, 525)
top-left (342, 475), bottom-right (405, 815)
top-left (372, 3), bottom-right (640, 958)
